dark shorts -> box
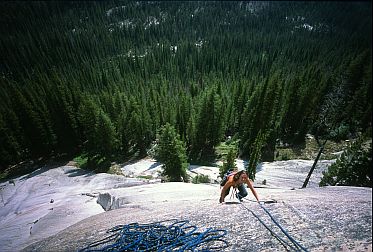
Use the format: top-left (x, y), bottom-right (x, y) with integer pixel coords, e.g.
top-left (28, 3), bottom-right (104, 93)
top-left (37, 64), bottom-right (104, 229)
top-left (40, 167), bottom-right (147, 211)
top-left (224, 183), bottom-right (248, 200)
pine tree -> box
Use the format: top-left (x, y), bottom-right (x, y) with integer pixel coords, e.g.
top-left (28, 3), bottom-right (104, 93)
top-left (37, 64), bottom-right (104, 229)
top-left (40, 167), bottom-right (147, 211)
top-left (0, 111), bottom-right (22, 169)
top-left (77, 96), bottom-right (100, 160)
top-left (155, 123), bottom-right (188, 182)
top-left (191, 87), bottom-right (225, 160)
top-left (94, 110), bottom-right (118, 160)
top-left (0, 1), bottom-right (371, 171)
top-left (219, 149), bottom-right (237, 179)
top-left (246, 129), bottom-right (269, 180)
top-left (126, 97), bottom-right (153, 157)
top-left (11, 85), bottom-right (54, 158)
top-left (320, 137), bottom-right (372, 187)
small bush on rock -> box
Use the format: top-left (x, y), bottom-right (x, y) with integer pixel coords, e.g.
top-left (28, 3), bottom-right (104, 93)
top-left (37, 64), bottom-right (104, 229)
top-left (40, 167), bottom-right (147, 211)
top-left (192, 174), bottom-right (210, 184)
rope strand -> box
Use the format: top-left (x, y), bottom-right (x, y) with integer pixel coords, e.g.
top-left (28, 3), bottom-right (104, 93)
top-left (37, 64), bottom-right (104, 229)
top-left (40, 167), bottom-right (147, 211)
top-left (240, 197), bottom-right (308, 252)
top-left (258, 203), bottom-right (308, 252)
top-left (240, 202), bottom-right (299, 252)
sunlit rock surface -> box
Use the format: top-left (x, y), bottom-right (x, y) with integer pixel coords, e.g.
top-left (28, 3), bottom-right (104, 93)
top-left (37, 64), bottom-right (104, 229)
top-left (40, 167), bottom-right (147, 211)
top-left (1, 158), bottom-right (371, 251)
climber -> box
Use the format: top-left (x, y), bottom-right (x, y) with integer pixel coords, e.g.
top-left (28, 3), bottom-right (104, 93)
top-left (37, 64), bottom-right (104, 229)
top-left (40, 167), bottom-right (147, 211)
top-left (219, 170), bottom-right (260, 203)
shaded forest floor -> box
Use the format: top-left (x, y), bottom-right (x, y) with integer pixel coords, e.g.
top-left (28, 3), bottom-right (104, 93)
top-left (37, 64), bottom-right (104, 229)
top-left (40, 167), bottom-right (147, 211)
top-left (273, 135), bottom-right (351, 161)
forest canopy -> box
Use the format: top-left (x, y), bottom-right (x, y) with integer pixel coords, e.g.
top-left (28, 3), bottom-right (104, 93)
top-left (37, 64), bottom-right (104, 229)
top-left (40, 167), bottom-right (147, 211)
top-left (0, 1), bottom-right (371, 174)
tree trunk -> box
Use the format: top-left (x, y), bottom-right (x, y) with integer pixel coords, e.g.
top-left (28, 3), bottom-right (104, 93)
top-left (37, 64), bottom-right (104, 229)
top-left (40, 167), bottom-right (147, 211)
top-left (302, 139), bottom-right (327, 188)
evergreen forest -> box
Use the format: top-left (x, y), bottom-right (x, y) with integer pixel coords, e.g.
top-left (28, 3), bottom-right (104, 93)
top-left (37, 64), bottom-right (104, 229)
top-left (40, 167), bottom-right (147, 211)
top-left (0, 1), bottom-right (371, 178)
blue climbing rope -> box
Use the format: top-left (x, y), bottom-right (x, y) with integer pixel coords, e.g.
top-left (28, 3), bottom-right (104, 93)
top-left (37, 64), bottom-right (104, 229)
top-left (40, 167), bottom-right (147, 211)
top-left (78, 219), bottom-right (229, 252)
top-left (240, 198), bottom-right (308, 252)
top-left (240, 202), bottom-right (299, 251)
top-left (258, 203), bottom-right (308, 252)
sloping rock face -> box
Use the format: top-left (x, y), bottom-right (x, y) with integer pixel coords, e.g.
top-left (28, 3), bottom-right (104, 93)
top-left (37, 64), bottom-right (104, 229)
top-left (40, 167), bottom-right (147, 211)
top-left (23, 183), bottom-right (372, 252)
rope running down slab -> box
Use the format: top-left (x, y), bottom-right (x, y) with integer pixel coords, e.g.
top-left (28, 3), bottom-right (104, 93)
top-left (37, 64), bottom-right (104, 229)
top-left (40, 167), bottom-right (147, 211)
top-left (240, 198), bottom-right (308, 252)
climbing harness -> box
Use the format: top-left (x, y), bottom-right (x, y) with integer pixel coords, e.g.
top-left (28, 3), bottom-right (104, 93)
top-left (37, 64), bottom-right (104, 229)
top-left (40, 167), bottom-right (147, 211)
top-left (78, 219), bottom-right (229, 252)
top-left (239, 197), bottom-right (308, 252)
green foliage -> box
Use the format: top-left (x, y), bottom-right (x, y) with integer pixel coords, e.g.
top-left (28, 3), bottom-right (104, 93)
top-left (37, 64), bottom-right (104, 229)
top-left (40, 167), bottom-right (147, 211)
top-left (155, 123), bottom-right (188, 182)
top-left (275, 149), bottom-right (292, 161)
top-left (126, 97), bottom-right (153, 157)
top-left (86, 155), bottom-right (111, 173)
top-left (94, 111), bottom-right (118, 159)
top-left (274, 135), bottom-right (352, 161)
top-left (137, 175), bottom-right (153, 180)
top-left (0, 1), bottom-right (371, 172)
top-left (73, 153), bottom-right (111, 172)
top-left (0, 170), bottom-right (9, 181)
top-left (190, 86), bottom-right (226, 160)
top-left (329, 123), bottom-right (351, 142)
top-left (246, 130), bottom-right (269, 180)
top-left (219, 149), bottom-right (237, 179)
top-left (192, 174), bottom-right (210, 184)
top-left (320, 137), bottom-right (372, 187)
top-left (107, 164), bottom-right (124, 176)
top-left (215, 139), bottom-right (239, 160)
top-left (0, 111), bottom-right (22, 169)
top-left (73, 155), bottom-right (88, 168)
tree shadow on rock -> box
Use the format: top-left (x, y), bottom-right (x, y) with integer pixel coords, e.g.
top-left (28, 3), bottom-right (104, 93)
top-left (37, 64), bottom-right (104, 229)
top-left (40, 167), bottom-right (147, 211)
top-left (65, 168), bottom-right (94, 177)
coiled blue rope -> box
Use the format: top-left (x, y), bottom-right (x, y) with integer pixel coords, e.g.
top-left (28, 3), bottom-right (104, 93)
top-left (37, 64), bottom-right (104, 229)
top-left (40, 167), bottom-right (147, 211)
top-left (78, 219), bottom-right (229, 252)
